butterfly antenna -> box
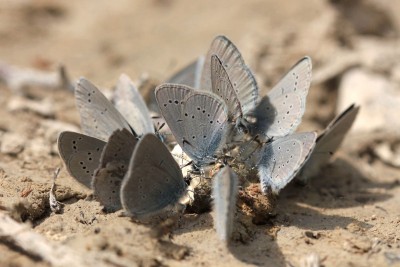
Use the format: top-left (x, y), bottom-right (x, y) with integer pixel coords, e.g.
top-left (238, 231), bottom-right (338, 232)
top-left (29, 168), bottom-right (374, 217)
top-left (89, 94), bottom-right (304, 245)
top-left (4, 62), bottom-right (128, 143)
top-left (128, 124), bottom-right (139, 137)
top-left (172, 148), bottom-right (192, 169)
top-left (182, 139), bottom-right (195, 148)
top-left (158, 122), bottom-right (166, 131)
top-left (154, 121), bottom-right (166, 142)
top-left (151, 114), bottom-right (162, 119)
top-left (181, 160), bottom-right (193, 169)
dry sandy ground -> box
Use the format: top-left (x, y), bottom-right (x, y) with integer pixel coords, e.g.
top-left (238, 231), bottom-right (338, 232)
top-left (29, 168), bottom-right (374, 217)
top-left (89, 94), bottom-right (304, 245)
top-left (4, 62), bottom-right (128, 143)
top-left (0, 0), bottom-right (400, 266)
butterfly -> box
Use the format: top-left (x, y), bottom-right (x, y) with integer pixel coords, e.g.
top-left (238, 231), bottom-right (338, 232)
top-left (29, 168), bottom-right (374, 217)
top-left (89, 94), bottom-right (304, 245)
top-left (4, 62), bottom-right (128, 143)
top-left (166, 36), bottom-right (259, 139)
top-left (60, 75), bottom-right (155, 188)
top-left (167, 56), bottom-right (205, 90)
top-left (257, 132), bottom-right (317, 194)
top-left (112, 74), bottom-right (155, 136)
top-left (57, 131), bottom-right (106, 188)
top-left (92, 128), bottom-right (138, 211)
top-left (212, 166), bottom-right (238, 244)
top-left (200, 36), bottom-right (258, 117)
top-left (296, 104), bottom-right (359, 182)
top-left (120, 133), bottom-right (187, 220)
top-left (74, 77), bottom-right (135, 142)
top-left (249, 57), bottom-right (312, 140)
top-left (155, 84), bottom-right (229, 167)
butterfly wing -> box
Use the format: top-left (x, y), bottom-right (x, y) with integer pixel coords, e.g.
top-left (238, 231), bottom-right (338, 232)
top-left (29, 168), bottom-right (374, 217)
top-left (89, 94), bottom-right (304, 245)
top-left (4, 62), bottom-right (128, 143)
top-left (250, 93), bottom-right (303, 140)
top-left (211, 54), bottom-right (242, 122)
top-left (155, 83), bottom-right (192, 144)
top-left (181, 91), bottom-right (229, 166)
top-left (201, 35), bottom-right (258, 116)
top-left (58, 131), bottom-right (106, 188)
top-left (297, 104), bottom-right (359, 182)
top-left (156, 84), bottom-right (229, 166)
top-left (258, 132), bottom-right (317, 194)
top-left (166, 56), bottom-right (205, 89)
top-left (213, 166), bottom-right (238, 244)
top-left (92, 128), bottom-right (138, 212)
top-left (251, 57), bottom-right (312, 138)
top-left (113, 74), bottom-right (155, 136)
top-left (75, 78), bottom-right (133, 141)
top-left (237, 139), bottom-right (264, 168)
top-left (120, 134), bottom-right (186, 219)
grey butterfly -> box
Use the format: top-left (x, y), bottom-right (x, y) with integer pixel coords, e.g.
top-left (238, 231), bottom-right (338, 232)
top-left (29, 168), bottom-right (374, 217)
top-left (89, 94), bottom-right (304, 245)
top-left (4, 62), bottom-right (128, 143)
top-left (58, 131), bottom-right (106, 188)
top-left (250, 57), bottom-right (312, 140)
top-left (155, 84), bottom-right (229, 167)
top-left (297, 104), bottom-right (360, 182)
top-left (166, 56), bottom-right (205, 89)
top-left (236, 137), bottom-right (265, 168)
top-left (213, 166), bottom-right (238, 244)
top-left (258, 132), bottom-right (317, 194)
top-left (75, 77), bottom-right (134, 142)
top-left (92, 128), bottom-right (138, 212)
top-left (113, 74), bottom-right (155, 136)
top-left (120, 133), bottom-right (187, 220)
top-left (210, 54), bottom-right (243, 123)
top-left (200, 35), bottom-right (259, 116)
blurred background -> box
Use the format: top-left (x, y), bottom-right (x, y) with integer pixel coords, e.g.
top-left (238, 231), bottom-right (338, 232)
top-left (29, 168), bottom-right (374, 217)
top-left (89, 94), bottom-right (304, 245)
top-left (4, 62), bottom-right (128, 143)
top-left (1, 0), bottom-right (400, 132)
top-left (0, 0), bottom-right (397, 83)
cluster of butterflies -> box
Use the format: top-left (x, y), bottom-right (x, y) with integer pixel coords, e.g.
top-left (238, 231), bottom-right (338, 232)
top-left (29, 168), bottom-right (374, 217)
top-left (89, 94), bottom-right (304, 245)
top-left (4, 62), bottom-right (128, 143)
top-left (58, 35), bottom-right (359, 243)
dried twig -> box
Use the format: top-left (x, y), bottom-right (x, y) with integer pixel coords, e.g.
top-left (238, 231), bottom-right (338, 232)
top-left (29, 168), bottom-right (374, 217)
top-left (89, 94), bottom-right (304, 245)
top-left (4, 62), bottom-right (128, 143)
top-left (49, 168), bottom-right (63, 213)
top-left (7, 96), bottom-right (55, 117)
top-left (0, 61), bottom-right (74, 93)
top-left (0, 212), bottom-right (110, 267)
